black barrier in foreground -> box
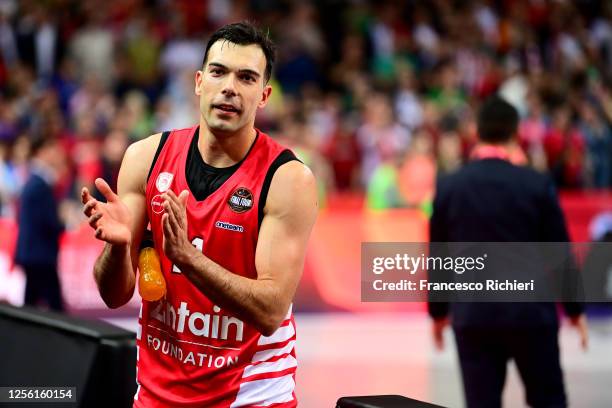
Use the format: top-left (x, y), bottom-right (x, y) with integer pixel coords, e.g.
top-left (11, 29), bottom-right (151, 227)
top-left (0, 302), bottom-right (136, 407)
top-left (337, 395), bottom-right (447, 408)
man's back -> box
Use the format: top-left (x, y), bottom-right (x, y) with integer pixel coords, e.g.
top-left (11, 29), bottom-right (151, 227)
top-left (430, 158), bottom-right (571, 327)
top-left (433, 158), bottom-right (566, 243)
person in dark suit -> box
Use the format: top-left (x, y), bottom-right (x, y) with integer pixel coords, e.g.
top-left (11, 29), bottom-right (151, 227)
top-left (428, 97), bottom-right (588, 408)
top-left (14, 5), bottom-right (64, 80)
top-left (15, 136), bottom-right (66, 311)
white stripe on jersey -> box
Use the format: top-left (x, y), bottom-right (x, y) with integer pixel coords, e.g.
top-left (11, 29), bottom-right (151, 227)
top-left (134, 364), bottom-right (140, 401)
top-left (229, 374), bottom-right (295, 407)
top-left (243, 355), bottom-right (297, 379)
top-left (229, 303), bottom-right (297, 407)
top-left (257, 322), bottom-right (295, 346)
top-left (252, 340), bottom-right (295, 363)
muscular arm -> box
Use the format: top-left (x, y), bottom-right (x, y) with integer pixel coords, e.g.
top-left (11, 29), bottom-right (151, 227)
top-left (165, 161), bottom-right (318, 335)
top-left (83, 133), bottom-right (161, 308)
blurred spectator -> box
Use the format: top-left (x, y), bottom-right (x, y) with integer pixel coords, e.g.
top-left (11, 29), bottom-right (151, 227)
top-left (322, 118), bottom-right (361, 191)
top-left (98, 128), bottom-right (128, 197)
top-left (583, 212), bottom-right (612, 307)
top-left (579, 101), bottom-right (612, 188)
top-left (394, 66), bottom-right (423, 132)
top-left (276, 2), bottom-right (325, 95)
top-left (398, 130), bottom-right (436, 213)
top-left (278, 117), bottom-right (332, 208)
top-left (14, 3), bottom-right (62, 81)
top-left (0, 4), bottom-right (19, 71)
top-left (68, 2), bottom-right (114, 87)
top-left (498, 58), bottom-right (529, 116)
top-left (357, 92), bottom-right (410, 187)
top-left (544, 106), bottom-right (586, 188)
top-left (427, 59), bottom-right (467, 117)
top-left (412, 5), bottom-right (440, 69)
top-left (118, 90), bottom-right (154, 141)
top-left (68, 74), bottom-right (115, 127)
top-left (329, 34), bottom-right (367, 95)
top-left (436, 114), bottom-right (463, 176)
top-left (0, 141), bottom-right (18, 216)
top-left (8, 135), bottom-right (30, 190)
top-left (366, 156), bottom-right (403, 210)
top-left (157, 13), bottom-right (202, 131)
top-left (15, 135), bottom-right (67, 311)
top-left (0, 95), bottom-right (18, 141)
top-left (119, 9), bottom-right (164, 103)
top-left (519, 90), bottom-right (548, 172)
top-left (71, 111), bottom-right (101, 199)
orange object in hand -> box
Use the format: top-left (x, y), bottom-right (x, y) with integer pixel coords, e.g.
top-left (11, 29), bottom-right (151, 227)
top-left (138, 232), bottom-right (166, 301)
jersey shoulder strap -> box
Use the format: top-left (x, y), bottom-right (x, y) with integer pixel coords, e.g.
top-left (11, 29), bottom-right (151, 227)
top-left (257, 149), bottom-right (301, 229)
top-left (146, 130), bottom-right (171, 182)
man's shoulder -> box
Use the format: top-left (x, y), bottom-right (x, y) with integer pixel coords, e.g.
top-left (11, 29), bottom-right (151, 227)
top-left (119, 133), bottom-right (166, 193)
top-left (265, 160), bottom-right (316, 216)
top-left (22, 173), bottom-right (50, 195)
top-left (487, 161), bottom-right (551, 191)
top-left (125, 132), bottom-right (164, 158)
top-left (269, 161), bottom-right (315, 196)
top-left (447, 160), bottom-right (550, 188)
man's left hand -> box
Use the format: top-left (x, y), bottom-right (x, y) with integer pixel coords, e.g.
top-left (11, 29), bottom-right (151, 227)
top-left (162, 189), bottom-right (194, 266)
top-left (568, 314), bottom-right (589, 351)
top-left (432, 317), bottom-right (450, 351)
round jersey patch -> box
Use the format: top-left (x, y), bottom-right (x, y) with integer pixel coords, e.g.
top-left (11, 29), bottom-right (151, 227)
top-left (151, 194), bottom-right (165, 214)
top-left (228, 187), bottom-right (254, 213)
top-left (156, 172), bottom-right (174, 192)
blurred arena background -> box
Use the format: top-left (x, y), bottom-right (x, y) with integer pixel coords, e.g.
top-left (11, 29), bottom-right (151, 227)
top-left (1, 0), bottom-right (611, 406)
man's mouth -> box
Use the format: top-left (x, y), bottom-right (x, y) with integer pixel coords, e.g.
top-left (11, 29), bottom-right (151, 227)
top-left (212, 104), bottom-right (240, 114)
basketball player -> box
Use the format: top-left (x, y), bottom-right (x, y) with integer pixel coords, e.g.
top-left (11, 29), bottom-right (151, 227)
top-left (81, 22), bottom-right (317, 407)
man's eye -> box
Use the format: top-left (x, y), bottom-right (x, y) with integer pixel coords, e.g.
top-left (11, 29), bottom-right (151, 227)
top-left (241, 75), bottom-right (254, 82)
top-left (211, 69), bottom-right (223, 75)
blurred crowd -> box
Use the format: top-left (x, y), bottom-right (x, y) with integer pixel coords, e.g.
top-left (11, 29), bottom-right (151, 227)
top-left (1, 0), bottom-right (612, 219)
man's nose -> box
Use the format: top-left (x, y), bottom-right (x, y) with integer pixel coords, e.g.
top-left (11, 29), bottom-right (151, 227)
top-left (221, 74), bottom-right (238, 97)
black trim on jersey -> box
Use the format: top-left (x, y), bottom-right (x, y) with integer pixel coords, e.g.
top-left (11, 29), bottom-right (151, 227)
top-left (147, 131), bottom-right (171, 182)
top-left (186, 126), bottom-right (260, 201)
top-left (258, 150), bottom-right (301, 230)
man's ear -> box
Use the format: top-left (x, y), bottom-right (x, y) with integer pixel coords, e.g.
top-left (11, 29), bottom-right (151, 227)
top-left (195, 70), bottom-right (203, 96)
top-left (258, 84), bottom-right (272, 109)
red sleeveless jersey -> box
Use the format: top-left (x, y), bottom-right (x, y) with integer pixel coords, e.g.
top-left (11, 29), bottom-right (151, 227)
top-left (135, 125), bottom-right (298, 407)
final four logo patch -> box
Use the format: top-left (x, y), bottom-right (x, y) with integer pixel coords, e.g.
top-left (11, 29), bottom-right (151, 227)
top-left (228, 187), bottom-right (254, 213)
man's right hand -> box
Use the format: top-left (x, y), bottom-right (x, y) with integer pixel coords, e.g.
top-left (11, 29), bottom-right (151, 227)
top-left (82, 178), bottom-right (133, 245)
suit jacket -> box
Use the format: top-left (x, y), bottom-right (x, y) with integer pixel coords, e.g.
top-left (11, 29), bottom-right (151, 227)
top-left (15, 172), bottom-right (64, 267)
top-left (428, 158), bottom-right (583, 327)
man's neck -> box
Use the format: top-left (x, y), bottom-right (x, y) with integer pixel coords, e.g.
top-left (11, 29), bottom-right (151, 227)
top-left (472, 139), bottom-right (527, 165)
top-left (31, 159), bottom-right (57, 185)
top-left (479, 141), bottom-right (513, 149)
top-left (198, 123), bottom-right (257, 168)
